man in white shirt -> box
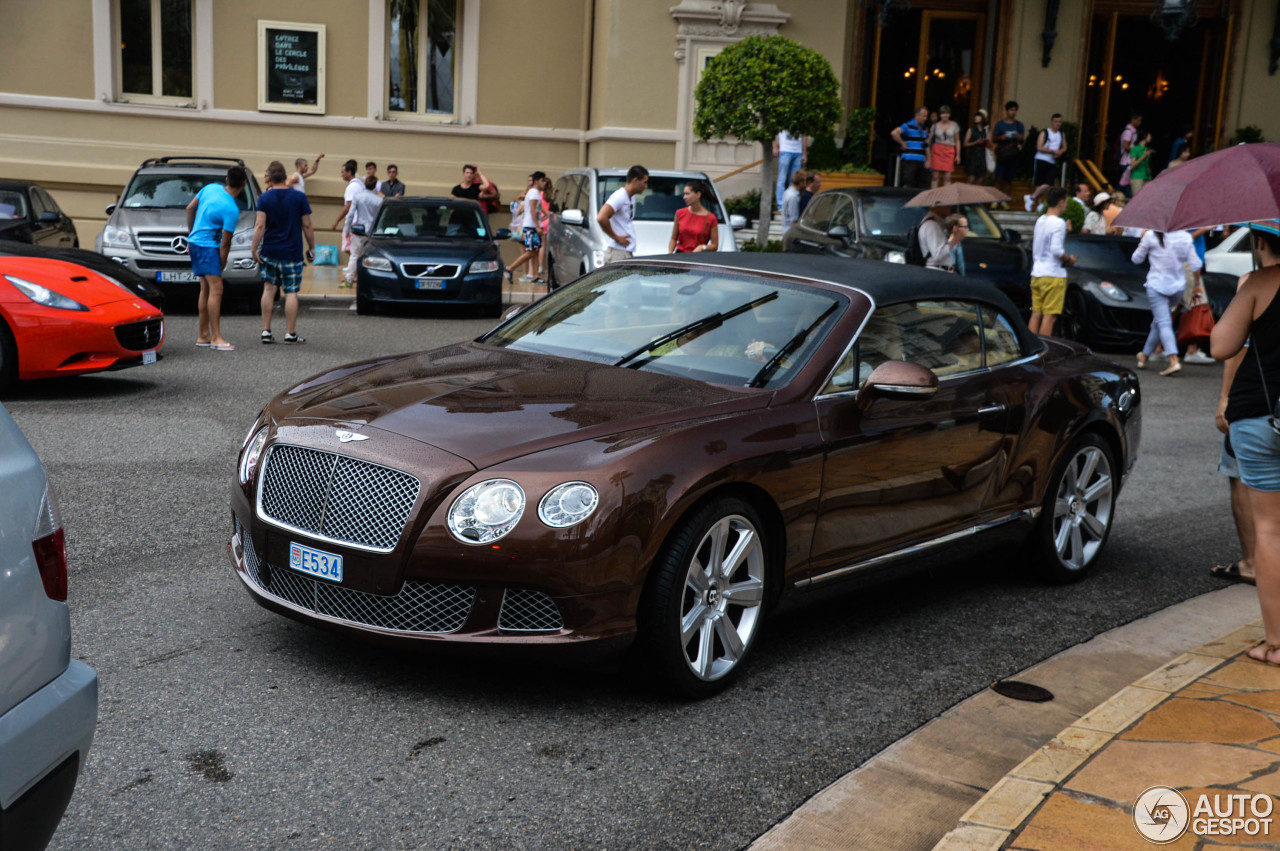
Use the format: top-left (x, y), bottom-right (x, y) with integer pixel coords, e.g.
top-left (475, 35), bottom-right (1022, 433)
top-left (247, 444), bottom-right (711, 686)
top-left (286, 153), bottom-right (323, 193)
top-left (597, 165), bottom-right (649, 264)
top-left (780, 170), bottom-right (805, 233)
top-left (1029, 186), bottom-right (1077, 336)
top-left (331, 159), bottom-right (365, 285)
top-left (343, 175), bottom-right (383, 286)
top-left (773, 131), bottom-right (807, 207)
top-left (1026, 114), bottom-right (1067, 211)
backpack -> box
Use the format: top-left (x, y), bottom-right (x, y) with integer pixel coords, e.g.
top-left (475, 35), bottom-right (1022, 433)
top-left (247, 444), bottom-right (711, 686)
top-left (903, 220), bottom-right (927, 266)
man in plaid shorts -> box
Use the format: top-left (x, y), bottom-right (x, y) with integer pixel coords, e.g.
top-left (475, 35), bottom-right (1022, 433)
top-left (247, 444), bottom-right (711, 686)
top-left (252, 161), bottom-right (315, 343)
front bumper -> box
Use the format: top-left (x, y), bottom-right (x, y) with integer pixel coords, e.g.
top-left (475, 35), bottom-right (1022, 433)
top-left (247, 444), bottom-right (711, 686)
top-left (228, 516), bottom-right (635, 660)
top-left (1077, 297), bottom-right (1153, 352)
top-left (5, 301), bottom-right (164, 381)
top-left (356, 267), bottom-right (503, 307)
top-left (99, 250), bottom-right (262, 294)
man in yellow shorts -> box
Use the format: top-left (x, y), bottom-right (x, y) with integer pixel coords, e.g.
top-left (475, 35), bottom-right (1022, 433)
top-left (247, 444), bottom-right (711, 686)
top-left (1028, 186), bottom-right (1077, 336)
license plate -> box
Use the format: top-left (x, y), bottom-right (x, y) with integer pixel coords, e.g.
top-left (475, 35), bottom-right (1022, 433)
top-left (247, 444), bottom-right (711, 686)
top-left (415, 279), bottom-right (445, 290)
top-left (142, 349), bottom-right (157, 365)
top-left (157, 271), bottom-right (197, 282)
top-left (288, 542), bottom-right (343, 583)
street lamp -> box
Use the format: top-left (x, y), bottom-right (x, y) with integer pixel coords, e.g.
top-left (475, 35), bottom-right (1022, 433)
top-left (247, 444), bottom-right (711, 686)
top-left (1151, 0), bottom-right (1199, 42)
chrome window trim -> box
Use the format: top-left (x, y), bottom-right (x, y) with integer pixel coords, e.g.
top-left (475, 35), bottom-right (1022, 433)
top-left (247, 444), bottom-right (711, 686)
top-left (796, 508), bottom-right (1041, 588)
top-left (254, 443), bottom-right (421, 554)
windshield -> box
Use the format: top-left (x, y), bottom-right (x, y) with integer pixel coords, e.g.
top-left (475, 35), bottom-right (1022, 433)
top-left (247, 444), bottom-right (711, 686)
top-left (0, 190), bottom-right (28, 222)
top-left (1067, 236), bottom-right (1143, 271)
top-left (481, 266), bottom-right (843, 388)
top-left (855, 195), bottom-right (1002, 239)
top-left (596, 176), bottom-right (726, 224)
top-left (372, 203), bottom-right (490, 240)
top-left (121, 173), bottom-right (256, 211)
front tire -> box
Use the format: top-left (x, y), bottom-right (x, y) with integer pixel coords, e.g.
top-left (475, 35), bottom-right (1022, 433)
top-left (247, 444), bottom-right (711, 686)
top-left (639, 498), bottom-right (769, 698)
top-left (1030, 434), bottom-right (1117, 583)
top-left (355, 290), bottom-right (375, 315)
top-left (1058, 288), bottom-right (1088, 344)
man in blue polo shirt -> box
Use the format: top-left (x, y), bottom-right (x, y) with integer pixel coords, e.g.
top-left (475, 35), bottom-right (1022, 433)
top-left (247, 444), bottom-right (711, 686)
top-left (185, 166), bottom-right (245, 350)
top-left (252, 160), bottom-right (315, 345)
top-left (891, 106), bottom-right (931, 189)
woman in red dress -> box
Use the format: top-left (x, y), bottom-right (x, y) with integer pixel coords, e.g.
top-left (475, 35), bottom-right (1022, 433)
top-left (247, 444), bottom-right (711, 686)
top-left (668, 180), bottom-right (720, 253)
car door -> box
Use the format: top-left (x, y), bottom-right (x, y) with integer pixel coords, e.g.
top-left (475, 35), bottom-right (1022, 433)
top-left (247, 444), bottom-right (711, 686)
top-left (558, 175), bottom-right (592, 281)
top-left (807, 299), bottom-right (1013, 579)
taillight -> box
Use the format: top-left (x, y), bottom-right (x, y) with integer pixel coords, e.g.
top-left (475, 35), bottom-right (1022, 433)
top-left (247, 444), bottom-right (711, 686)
top-left (32, 480), bottom-right (68, 602)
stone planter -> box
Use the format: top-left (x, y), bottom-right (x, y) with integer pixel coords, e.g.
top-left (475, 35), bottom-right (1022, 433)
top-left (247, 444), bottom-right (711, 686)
top-left (814, 171), bottom-right (886, 189)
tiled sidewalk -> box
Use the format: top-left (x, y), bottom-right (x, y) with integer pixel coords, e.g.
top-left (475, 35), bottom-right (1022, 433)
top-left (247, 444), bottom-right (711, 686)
top-left (936, 621), bottom-right (1280, 850)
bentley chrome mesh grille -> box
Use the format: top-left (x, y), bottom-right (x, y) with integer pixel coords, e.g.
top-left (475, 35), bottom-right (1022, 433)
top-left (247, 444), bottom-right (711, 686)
top-left (258, 444), bottom-right (420, 552)
top-left (237, 518), bottom-right (474, 633)
top-left (498, 588), bottom-right (564, 633)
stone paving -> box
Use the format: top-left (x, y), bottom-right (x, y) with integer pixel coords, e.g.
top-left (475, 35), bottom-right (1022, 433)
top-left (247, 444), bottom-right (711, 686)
top-left (937, 622), bottom-right (1280, 850)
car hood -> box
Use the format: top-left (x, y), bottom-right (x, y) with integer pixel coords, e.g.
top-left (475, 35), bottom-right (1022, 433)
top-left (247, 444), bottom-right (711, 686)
top-left (366, 237), bottom-right (494, 261)
top-left (0, 256), bottom-right (161, 310)
top-left (270, 343), bottom-right (770, 469)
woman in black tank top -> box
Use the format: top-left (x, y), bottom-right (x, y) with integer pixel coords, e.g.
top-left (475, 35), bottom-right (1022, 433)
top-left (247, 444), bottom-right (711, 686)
top-left (1212, 225), bottom-right (1280, 666)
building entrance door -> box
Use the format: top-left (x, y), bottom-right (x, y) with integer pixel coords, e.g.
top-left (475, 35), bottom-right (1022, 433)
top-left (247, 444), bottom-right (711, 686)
top-left (1080, 7), bottom-right (1230, 182)
top-left (864, 2), bottom-right (989, 175)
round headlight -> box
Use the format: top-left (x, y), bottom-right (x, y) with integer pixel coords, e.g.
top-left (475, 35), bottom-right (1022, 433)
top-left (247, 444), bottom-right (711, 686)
top-left (1098, 281), bottom-right (1130, 301)
top-left (538, 482), bottom-right (599, 528)
top-left (448, 479), bottom-right (525, 544)
top-left (239, 426), bottom-right (269, 484)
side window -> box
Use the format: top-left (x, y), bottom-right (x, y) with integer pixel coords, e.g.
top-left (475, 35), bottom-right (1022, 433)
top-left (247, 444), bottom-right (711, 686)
top-left (858, 300), bottom-right (984, 379)
top-left (829, 197), bottom-right (856, 230)
top-left (552, 177), bottom-right (569, 214)
top-left (35, 189), bottom-right (62, 217)
top-left (819, 308), bottom-right (904, 395)
top-left (805, 195), bottom-right (837, 231)
top-left (570, 176), bottom-right (588, 212)
top-left (978, 304), bottom-right (1023, 367)
top-left (28, 189), bottom-right (51, 218)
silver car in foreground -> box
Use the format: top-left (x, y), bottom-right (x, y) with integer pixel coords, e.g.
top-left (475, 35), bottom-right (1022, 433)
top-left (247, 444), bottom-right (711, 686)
top-left (0, 405), bottom-right (97, 851)
top-left (95, 156), bottom-right (263, 300)
top-left (544, 168), bottom-right (746, 286)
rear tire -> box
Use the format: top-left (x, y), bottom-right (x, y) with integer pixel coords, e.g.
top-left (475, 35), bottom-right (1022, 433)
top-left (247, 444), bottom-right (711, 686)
top-left (1029, 434), bottom-right (1117, 583)
top-left (638, 498), bottom-right (769, 698)
top-left (0, 320), bottom-right (16, 394)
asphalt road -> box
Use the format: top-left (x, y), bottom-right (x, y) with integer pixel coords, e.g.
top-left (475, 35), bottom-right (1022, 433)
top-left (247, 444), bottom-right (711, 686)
top-left (6, 304), bottom-right (1240, 850)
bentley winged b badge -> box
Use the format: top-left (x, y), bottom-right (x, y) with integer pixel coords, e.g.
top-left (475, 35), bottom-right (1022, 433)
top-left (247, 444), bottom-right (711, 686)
top-left (335, 430), bottom-right (370, 443)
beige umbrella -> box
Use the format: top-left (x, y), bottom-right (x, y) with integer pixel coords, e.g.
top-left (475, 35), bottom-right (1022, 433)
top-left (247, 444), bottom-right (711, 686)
top-left (904, 184), bottom-right (1010, 207)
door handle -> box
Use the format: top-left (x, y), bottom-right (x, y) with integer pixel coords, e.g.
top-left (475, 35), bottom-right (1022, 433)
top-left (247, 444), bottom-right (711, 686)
top-left (978, 403), bottom-right (1006, 416)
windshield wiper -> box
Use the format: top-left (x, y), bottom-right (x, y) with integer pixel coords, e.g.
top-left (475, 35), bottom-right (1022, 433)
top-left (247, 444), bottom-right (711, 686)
top-left (747, 302), bottom-right (839, 388)
top-left (613, 291), bottom-right (778, 368)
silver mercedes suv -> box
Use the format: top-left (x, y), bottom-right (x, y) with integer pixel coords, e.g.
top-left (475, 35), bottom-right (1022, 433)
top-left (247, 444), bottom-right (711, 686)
top-left (95, 157), bottom-right (262, 299)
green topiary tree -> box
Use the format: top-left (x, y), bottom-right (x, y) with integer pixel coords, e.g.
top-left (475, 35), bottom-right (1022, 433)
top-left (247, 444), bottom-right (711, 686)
top-left (694, 35), bottom-right (842, 244)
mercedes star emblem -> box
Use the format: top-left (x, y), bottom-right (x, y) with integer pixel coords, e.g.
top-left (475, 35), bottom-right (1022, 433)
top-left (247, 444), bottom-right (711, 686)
top-left (336, 430), bottom-right (370, 443)
top-left (171, 235), bottom-right (189, 254)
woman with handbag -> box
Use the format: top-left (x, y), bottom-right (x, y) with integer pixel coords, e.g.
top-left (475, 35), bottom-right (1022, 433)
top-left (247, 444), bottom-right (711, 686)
top-left (668, 180), bottom-right (720, 254)
top-left (1133, 229), bottom-right (1202, 376)
top-left (1210, 223), bottom-right (1280, 666)
top-left (964, 109), bottom-right (991, 185)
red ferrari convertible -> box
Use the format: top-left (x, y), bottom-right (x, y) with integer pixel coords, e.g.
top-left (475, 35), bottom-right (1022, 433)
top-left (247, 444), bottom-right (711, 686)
top-left (0, 255), bottom-right (164, 391)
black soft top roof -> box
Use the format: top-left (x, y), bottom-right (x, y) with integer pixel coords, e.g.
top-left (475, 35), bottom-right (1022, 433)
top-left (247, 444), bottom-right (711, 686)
top-left (628, 253), bottom-right (1042, 352)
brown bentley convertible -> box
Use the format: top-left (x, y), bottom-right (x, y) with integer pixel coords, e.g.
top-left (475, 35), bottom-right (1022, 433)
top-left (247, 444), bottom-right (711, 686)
top-left (229, 254), bottom-right (1141, 696)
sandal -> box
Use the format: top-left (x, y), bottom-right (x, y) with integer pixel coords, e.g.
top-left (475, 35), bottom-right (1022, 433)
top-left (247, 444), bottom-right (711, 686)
top-left (1210, 561), bottom-right (1256, 585)
top-left (1247, 640), bottom-right (1280, 667)
top-left (1135, 352), bottom-right (1148, 369)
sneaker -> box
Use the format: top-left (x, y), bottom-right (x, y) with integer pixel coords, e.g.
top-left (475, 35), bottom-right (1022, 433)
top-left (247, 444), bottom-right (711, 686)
top-left (1184, 351), bottom-right (1215, 364)
top-left (348, 302), bottom-right (358, 312)
top-left (283, 333), bottom-right (305, 344)
top-left (1023, 194), bottom-right (1034, 212)
top-left (521, 274), bottom-right (536, 282)
top-left (261, 330), bottom-right (274, 344)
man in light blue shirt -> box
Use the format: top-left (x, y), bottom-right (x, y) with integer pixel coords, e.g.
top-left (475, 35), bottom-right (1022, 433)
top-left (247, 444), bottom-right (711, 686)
top-left (185, 167), bottom-right (246, 350)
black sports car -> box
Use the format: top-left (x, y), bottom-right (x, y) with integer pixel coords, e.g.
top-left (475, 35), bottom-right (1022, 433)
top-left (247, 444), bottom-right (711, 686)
top-left (0, 241), bottom-right (164, 312)
top-left (0, 179), bottom-right (78, 248)
top-left (1056, 234), bottom-right (1234, 352)
top-left (781, 187), bottom-right (1031, 311)
top-left (353, 197), bottom-right (511, 317)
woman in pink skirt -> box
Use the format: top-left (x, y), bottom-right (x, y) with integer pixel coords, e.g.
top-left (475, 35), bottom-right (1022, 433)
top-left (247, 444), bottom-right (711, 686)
top-left (929, 105), bottom-right (961, 188)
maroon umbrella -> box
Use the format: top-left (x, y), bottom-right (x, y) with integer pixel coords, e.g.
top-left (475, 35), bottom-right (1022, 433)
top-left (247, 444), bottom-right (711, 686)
top-left (1111, 142), bottom-right (1280, 231)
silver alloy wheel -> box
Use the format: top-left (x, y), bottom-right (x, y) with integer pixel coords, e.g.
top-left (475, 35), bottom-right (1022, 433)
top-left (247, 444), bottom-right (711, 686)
top-left (679, 513), bottom-right (766, 681)
top-left (1051, 445), bottom-right (1114, 571)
